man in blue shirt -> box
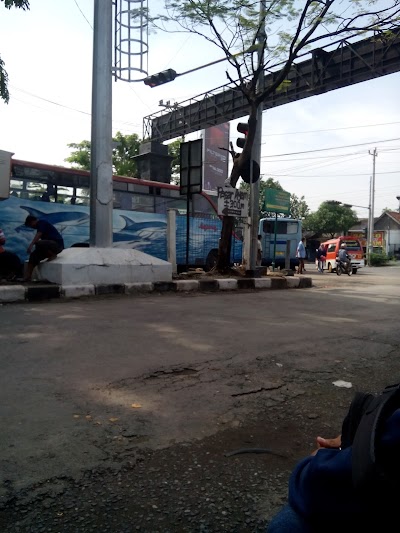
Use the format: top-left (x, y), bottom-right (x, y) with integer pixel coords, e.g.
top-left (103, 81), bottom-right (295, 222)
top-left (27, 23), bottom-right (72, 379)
top-left (24, 215), bottom-right (64, 281)
top-left (296, 238), bottom-right (306, 274)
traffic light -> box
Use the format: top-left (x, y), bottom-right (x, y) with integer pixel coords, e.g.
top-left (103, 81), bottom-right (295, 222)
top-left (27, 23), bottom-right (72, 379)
top-left (236, 122), bottom-right (249, 149)
top-left (144, 69), bottom-right (177, 88)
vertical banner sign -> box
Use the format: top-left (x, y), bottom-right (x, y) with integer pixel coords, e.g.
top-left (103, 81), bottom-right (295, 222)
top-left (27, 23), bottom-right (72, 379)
top-left (180, 140), bottom-right (203, 196)
top-left (180, 139), bottom-right (203, 269)
top-left (202, 123), bottom-right (230, 193)
top-left (0, 150), bottom-right (14, 199)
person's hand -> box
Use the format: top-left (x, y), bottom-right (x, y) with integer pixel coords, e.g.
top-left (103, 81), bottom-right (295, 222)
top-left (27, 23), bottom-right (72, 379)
top-left (311, 435), bottom-right (341, 456)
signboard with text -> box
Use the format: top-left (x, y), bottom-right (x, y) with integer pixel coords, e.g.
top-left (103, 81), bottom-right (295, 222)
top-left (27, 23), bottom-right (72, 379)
top-left (263, 189), bottom-right (291, 214)
top-left (202, 124), bottom-right (230, 193)
top-left (217, 187), bottom-right (249, 217)
top-left (349, 230), bottom-right (385, 248)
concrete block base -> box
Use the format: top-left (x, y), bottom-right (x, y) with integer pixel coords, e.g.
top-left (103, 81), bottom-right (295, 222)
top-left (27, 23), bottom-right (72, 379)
top-left (37, 248), bottom-right (172, 286)
top-left (287, 277), bottom-right (300, 288)
top-left (125, 282), bottom-right (154, 294)
top-left (254, 278), bottom-right (272, 289)
top-left (0, 286), bottom-right (25, 303)
top-left (62, 285), bottom-right (95, 299)
top-left (217, 279), bottom-right (238, 291)
top-left (174, 280), bottom-right (199, 292)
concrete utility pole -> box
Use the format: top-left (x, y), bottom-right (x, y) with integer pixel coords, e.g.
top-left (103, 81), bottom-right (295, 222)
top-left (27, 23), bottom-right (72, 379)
top-left (90, 0), bottom-right (113, 247)
top-left (249, 0), bottom-right (265, 272)
top-left (367, 148), bottom-right (377, 265)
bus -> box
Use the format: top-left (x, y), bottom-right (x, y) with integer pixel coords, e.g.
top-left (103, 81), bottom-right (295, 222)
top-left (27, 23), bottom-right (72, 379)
top-left (0, 158), bottom-right (242, 271)
top-left (258, 216), bottom-right (302, 269)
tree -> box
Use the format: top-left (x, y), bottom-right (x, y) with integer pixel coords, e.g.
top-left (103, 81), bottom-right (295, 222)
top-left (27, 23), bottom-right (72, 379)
top-left (241, 176), bottom-right (282, 216)
top-left (148, 1), bottom-right (400, 271)
top-left (0, 0), bottom-right (30, 103)
top-left (290, 194), bottom-right (310, 221)
top-left (303, 201), bottom-right (358, 238)
top-left (167, 138), bottom-right (183, 185)
top-left (65, 132), bottom-right (141, 177)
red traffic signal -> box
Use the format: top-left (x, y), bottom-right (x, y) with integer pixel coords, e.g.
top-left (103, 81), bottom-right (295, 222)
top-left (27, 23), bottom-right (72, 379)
top-left (236, 122), bottom-right (249, 149)
top-left (144, 68), bottom-right (177, 88)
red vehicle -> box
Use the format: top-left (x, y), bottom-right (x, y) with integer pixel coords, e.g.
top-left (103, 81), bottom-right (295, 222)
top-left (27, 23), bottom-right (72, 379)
top-left (320, 236), bottom-right (365, 274)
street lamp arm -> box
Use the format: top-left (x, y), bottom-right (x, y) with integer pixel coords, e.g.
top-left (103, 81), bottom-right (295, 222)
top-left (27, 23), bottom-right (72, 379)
top-left (342, 203), bottom-right (369, 210)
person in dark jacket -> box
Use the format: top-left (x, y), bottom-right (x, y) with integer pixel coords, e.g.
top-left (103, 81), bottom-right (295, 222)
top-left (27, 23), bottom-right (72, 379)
top-left (24, 215), bottom-right (64, 281)
top-left (316, 244), bottom-right (326, 273)
top-left (267, 408), bottom-right (400, 532)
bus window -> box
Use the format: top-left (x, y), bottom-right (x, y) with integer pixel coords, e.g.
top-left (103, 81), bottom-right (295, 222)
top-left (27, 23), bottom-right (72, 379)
top-left (287, 221), bottom-right (299, 234)
top-left (262, 220), bottom-right (274, 233)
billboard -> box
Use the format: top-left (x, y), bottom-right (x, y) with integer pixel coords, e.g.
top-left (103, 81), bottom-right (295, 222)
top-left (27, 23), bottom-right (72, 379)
top-left (202, 123), bottom-right (230, 193)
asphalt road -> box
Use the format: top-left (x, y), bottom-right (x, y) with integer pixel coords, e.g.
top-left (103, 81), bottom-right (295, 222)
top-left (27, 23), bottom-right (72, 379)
top-left (1, 265), bottom-right (400, 531)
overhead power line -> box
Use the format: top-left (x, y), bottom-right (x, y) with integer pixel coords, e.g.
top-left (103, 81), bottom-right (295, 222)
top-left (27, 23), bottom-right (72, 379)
top-left (73, 0), bottom-right (93, 29)
top-left (261, 121), bottom-right (400, 137)
top-left (261, 138), bottom-right (400, 158)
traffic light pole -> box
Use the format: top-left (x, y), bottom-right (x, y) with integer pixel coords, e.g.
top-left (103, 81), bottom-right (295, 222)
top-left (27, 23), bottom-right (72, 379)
top-left (248, 0), bottom-right (265, 273)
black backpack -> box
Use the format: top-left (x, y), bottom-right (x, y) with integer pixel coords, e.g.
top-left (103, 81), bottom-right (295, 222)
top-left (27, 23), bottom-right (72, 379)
top-left (341, 383), bottom-right (400, 491)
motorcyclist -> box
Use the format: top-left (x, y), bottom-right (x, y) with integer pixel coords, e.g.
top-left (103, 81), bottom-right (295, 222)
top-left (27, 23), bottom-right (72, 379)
top-left (337, 243), bottom-right (351, 273)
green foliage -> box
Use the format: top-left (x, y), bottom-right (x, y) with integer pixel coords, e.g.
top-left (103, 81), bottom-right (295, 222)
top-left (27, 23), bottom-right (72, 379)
top-left (65, 140), bottom-right (91, 171)
top-left (112, 132), bottom-right (141, 177)
top-left (370, 253), bottom-right (389, 266)
top-left (1, 0), bottom-right (30, 103)
top-left (303, 201), bottom-right (359, 237)
top-left (65, 132), bottom-right (141, 177)
top-left (167, 138), bottom-right (183, 185)
top-left (290, 193), bottom-right (310, 220)
top-left (2, 1), bottom-right (30, 8)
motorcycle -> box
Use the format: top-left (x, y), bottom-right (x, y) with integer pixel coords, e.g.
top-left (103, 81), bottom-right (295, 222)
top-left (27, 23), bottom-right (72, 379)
top-left (336, 255), bottom-right (353, 276)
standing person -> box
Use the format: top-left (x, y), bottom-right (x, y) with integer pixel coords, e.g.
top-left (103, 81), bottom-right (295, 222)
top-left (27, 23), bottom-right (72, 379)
top-left (296, 238), bottom-right (306, 274)
top-left (24, 215), bottom-right (64, 281)
top-left (257, 234), bottom-right (263, 266)
top-left (316, 243), bottom-right (326, 273)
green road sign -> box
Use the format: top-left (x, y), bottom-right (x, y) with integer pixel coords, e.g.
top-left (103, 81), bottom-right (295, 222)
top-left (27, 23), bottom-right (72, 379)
top-left (264, 189), bottom-right (291, 214)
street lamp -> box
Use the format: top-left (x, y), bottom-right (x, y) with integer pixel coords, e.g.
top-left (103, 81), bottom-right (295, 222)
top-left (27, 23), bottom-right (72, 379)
top-left (341, 202), bottom-right (372, 266)
top-left (396, 196), bottom-right (400, 213)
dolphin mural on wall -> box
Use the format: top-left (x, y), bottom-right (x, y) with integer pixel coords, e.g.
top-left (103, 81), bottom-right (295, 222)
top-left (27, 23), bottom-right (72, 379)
top-left (113, 215), bottom-right (167, 243)
top-left (15, 205), bottom-right (89, 233)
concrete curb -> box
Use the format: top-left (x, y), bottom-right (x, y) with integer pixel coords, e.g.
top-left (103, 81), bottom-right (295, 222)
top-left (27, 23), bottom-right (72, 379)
top-left (0, 276), bottom-right (312, 304)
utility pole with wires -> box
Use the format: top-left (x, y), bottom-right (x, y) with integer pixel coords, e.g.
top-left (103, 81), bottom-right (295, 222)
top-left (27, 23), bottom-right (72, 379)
top-left (367, 147), bottom-right (377, 265)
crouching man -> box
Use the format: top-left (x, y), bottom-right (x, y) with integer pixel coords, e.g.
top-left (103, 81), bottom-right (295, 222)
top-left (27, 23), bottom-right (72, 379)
top-left (24, 215), bottom-right (64, 281)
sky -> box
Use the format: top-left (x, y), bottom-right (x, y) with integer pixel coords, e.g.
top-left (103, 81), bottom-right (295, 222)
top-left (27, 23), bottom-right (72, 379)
top-left (0, 0), bottom-right (399, 219)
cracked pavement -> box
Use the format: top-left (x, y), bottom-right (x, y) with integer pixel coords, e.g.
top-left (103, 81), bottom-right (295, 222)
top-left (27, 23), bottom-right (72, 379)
top-left (0, 266), bottom-right (400, 531)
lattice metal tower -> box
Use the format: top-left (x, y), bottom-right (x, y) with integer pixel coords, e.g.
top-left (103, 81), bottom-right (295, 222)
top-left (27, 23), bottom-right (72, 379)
top-left (113, 0), bottom-right (148, 81)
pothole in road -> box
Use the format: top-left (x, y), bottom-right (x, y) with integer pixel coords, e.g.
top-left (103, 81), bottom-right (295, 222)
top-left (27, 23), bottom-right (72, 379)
top-left (144, 367), bottom-right (199, 380)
